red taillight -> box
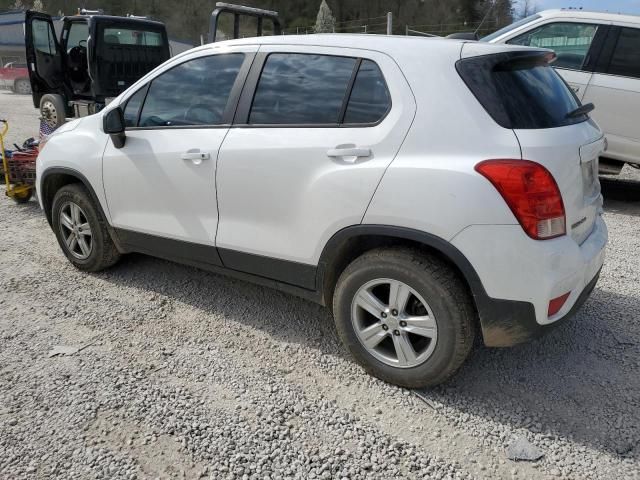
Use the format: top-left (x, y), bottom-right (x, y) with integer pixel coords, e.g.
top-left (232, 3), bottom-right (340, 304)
top-left (548, 292), bottom-right (571, 317)
top-left (475, 159), bottom-right (566, 240)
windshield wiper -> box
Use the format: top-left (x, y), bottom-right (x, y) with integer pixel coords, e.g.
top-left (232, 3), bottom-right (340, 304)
top-left (566, 102), bottom-right (595, 119)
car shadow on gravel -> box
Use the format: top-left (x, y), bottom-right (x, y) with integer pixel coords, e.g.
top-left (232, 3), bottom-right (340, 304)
top-left (601, 176), bottom-right (640, 217)
top-left (429, 285), bottom-right (640, 460)
top-left (96, 250), bottom-right (640, 461)
top-left (95, 253), bottom-right (346, 356)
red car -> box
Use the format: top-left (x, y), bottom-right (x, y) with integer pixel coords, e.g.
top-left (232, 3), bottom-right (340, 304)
top-left (0, 62), bottom-right (32, 95)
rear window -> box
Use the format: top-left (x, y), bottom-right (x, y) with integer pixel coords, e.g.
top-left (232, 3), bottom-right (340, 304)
top-left (456, 52), bottom-right (587, 129)
top-left (103, 27), bottom-right (163, 46)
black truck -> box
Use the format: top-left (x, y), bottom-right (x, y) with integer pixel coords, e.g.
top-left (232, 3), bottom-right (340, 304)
top-left (25, 10), bottom-right (170, 129)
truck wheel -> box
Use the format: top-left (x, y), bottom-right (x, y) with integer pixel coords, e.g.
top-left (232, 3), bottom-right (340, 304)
top-left (14, 79), bottom-right (31, 95)
top-left (51, 184), bottom-right (121, 272)
top-left (40, 94), bottom-right (67, 130)
top-left (332, 248), bottom-right (476, 388)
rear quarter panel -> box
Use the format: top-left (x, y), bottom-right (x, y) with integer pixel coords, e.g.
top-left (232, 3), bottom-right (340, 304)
top-left (363, 42), bottom-right (522, 240)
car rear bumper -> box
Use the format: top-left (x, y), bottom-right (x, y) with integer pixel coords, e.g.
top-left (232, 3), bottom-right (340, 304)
top-left (451, 216), bottom-right (607, 346)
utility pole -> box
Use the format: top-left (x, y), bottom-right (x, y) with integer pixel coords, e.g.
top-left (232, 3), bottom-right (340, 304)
top-left (387, 12), bottom-right (392, 35)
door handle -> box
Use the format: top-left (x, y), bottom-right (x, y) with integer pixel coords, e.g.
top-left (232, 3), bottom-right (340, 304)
top-left (181, 151), bottom-right (210, 165)
top-left (327, 147), bottom-right (371, 163)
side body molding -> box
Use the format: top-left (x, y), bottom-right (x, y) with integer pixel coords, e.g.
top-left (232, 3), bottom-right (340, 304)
top-left (317, 225), bottom-right (537, 347)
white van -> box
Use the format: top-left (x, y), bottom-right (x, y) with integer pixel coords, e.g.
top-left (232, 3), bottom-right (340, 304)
top-left (484, 9), bottom-right (640, 174)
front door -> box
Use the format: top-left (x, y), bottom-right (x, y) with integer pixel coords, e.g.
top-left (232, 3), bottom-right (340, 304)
top-left (102, 50), bottom-right (253, 264)
top-left (25, 11), bottom-right (65, 106)
top-left (215, 46), bottom-right (416, 283)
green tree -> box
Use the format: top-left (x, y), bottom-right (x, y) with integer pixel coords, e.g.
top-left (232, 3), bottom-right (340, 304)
top-left (314, 0), bottom-right (335, 33)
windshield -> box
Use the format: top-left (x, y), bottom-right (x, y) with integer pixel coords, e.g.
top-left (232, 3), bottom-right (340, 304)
top-left (481, 14), bottom-right (541, 42)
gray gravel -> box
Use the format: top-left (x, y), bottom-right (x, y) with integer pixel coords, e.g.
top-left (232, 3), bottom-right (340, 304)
top-left (1, 90), bottom-right (640, 479)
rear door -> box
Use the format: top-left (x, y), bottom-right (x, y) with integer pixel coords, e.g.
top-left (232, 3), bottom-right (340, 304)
top-left (215, 46), bottom-right (416, 282)
top-left (583, 25), bottom-right (640, 165)
top-left (25, 11), bottom-right (64, 106)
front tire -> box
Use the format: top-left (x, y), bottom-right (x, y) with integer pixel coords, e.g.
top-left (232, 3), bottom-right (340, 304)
top-left (332, 248), bottom-right (476, 388)
top-left (51, 184), bottom-right (120, 272)
top-left (40, 93), bottom-right (67, 130)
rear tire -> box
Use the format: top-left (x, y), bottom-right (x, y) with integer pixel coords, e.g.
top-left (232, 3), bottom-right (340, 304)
top-left (14, 79), bottom-right (31, 95)
top-left (51, 184), bottom-right (120, 272)
top-left (40, 94), bottom-right (67, 130)
top-left (332, 248), bottom-right (476, 388)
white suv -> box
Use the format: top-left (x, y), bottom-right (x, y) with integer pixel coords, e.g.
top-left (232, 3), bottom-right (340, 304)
top-left (483, 9), bottom-right (640, 173)
top-left (36, 35), bottom-right (608, 387)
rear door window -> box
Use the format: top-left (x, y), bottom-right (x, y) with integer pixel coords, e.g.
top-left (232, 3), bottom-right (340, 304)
top-left (606, 27), bottom-right (640, 79)
top-left (103, 27), bottom-right (163, 46)
top-left (457, 53), bottom-right (587, 129)
top-left (249, 53), bottom-right (356, 125)
top-left (508, 22), bottom-right (599, 70)
top-left (137, 54), bottom-right (244, 127)
top-left (343, 60), bottom-right (391, 124)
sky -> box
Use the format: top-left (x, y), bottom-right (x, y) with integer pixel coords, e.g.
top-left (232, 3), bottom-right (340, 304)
top-left (523, 0), bottom-right (640, 15)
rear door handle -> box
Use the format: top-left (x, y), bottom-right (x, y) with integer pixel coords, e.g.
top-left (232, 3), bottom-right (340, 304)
top-left (181, 151), bottom-right (210, 165)
top-left (327, 147), bottom-right (371, 163)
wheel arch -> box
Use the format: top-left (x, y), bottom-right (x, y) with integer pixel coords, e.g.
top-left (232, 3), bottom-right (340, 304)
top-left (40, 167), bottom-right (124, 251)
top-left (317, 225), bottom-right (537, 347)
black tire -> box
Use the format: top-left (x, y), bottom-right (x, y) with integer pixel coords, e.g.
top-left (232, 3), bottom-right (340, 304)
top-left (14, 79), bottom-right (32, 95)
top-left (51, 184), bottom-right (120, 272)
top-left (332, 248), bottom-right (476, 388)
top-left (40, 93), bottom-right (67, 130)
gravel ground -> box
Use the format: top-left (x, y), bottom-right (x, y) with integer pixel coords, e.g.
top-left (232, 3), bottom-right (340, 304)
top-left (1, 90), bottom-right (639, 479)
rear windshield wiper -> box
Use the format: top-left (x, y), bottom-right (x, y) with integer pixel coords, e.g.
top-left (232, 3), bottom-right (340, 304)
top-left (566, 102), bottom-right (595, 119)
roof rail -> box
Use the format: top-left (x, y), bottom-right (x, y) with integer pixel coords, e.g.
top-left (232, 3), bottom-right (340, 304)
top-left (208, 2), bottom-right (282, 43)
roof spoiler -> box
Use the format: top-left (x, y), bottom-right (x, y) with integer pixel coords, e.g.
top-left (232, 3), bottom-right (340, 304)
top-left (208, 2), bottom-right (282, 43)
top-left (493, 50), bottom-right (557, 71)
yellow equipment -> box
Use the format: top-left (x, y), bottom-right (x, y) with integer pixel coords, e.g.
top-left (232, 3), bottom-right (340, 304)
top-left (0, 119), bottom-right (36, 204)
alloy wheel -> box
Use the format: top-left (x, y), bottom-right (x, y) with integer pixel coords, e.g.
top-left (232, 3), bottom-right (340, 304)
top-left (351, 278), bottom-right (438, 368)
top-left (59, 201), bottom-right (93, 260)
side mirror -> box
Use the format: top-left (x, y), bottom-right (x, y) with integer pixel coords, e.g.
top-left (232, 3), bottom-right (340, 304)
top-left (104, 107), bottom-right (126, 149)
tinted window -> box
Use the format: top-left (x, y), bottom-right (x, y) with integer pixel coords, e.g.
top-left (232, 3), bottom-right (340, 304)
top-left (103, 27), bottom-right (163, 46)
top-left (607, 27), bottom-right (640, 79)
top-left (457, 53), bottom-right (586, 129)
top-left (250, 53), bottom-right (356, 124)
top-left (32, 18), bottom-right (58, 55)
top-left (344, 60), bottom-right (390, 124)
top-left (138, 54), bottom-right (244, 127)
top-left (123, 86), bottom-right (147, 127)
top-left (508, 22), bottom-right (598, 70)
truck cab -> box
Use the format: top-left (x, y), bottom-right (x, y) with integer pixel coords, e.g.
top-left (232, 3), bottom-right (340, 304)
top-left (25, 10), bottom-right (170, 129)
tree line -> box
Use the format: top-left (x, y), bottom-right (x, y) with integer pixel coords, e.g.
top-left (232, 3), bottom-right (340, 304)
top-left (2, 0), bottom-right (515, 44)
